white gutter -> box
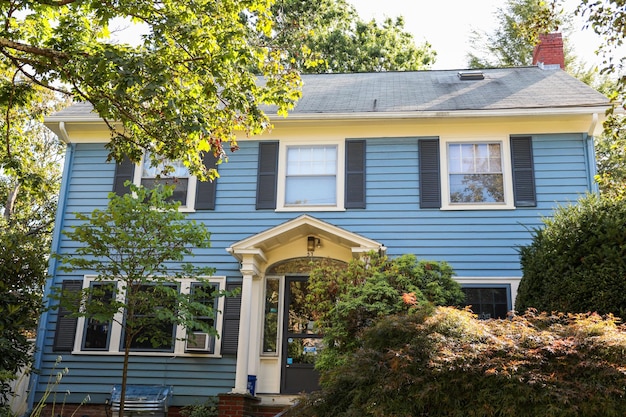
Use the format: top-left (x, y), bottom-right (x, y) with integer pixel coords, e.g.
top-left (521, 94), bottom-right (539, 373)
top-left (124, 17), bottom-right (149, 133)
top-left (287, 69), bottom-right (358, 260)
top-left (268, 106), bottom-right (612, 122)
top-left (45, 105), bottom-right (611, 125)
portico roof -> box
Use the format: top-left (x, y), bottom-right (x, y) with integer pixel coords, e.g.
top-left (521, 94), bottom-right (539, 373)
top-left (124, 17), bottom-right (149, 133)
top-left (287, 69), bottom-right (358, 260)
top-left (226, 215), bottom-right (384, 261)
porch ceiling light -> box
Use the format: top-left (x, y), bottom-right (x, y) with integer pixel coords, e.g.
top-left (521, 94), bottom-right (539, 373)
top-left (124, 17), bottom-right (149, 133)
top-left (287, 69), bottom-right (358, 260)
top-left (307, 236), bottom-right (321, 253)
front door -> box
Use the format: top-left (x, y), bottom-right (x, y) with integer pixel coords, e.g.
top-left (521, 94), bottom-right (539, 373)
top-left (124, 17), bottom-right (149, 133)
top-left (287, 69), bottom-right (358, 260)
top-left (280, 276), bottom-right (323, 394)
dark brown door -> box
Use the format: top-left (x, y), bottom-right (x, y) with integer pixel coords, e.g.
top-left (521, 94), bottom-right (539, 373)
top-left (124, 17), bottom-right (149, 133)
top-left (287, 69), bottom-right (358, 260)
top-left (280, 276), bottom-right (322, 394)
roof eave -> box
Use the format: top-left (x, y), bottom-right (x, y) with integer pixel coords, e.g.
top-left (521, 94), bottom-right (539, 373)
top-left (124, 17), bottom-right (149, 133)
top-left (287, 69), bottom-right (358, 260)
top-left (268, 105), bottom-right (612, 121)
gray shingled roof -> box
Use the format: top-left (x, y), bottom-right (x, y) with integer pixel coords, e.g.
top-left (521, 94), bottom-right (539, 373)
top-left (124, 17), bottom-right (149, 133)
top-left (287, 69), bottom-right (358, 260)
top-left (49, 67), bottom-right (609, 120)
top-left (287, 67), bottom-right (609, 114)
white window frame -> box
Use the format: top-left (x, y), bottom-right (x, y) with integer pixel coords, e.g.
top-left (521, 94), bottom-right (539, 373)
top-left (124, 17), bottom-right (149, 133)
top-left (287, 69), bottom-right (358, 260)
top-left (73, 276), bottom-right (226, 357)
top-left (133, 155), bottom-right (198, 212)
top-left (440, 136), bottom-right (515, 210)
top-left (276, 140), bottom-right (345, 211)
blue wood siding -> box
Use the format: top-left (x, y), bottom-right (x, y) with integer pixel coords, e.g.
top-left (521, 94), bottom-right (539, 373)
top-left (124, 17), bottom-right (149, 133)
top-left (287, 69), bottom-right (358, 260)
top-left (37, 133), bottom-right (592, 404)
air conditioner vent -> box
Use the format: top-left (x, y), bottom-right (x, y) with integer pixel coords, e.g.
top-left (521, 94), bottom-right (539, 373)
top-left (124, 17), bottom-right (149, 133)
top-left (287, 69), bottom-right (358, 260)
top-left (186, 332), bottom-right (211, 351)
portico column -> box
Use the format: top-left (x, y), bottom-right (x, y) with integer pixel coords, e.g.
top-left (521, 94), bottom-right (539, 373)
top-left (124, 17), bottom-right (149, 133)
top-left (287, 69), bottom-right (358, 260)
top-left (233, 271), bottom-right (254, 393)
top-left (231, 251), bottom-right (266, 394)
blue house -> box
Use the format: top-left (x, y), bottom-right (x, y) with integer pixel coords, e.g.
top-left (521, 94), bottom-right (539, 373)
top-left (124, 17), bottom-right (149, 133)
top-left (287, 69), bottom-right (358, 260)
top-left (31, 39), bottom-right (610, 416)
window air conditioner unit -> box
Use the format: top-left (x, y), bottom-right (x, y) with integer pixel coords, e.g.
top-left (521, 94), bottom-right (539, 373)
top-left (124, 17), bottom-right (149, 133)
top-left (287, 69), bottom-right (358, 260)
top-left (186, 332), bottom-right (211, 351)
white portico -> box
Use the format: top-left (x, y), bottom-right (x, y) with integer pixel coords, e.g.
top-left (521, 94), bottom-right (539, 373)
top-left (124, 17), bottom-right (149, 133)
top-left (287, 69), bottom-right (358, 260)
top-left (226, 215), bottom-right (384, 395)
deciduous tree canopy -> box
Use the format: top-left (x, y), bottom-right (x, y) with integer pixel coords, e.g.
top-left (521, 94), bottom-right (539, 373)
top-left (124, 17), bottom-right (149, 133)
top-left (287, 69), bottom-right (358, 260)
top-left (268, 0), bottom-right (436, 73)
top-left (0, 0), bottom-right (302, 177)
top-left (0, 72), bottom-right (66, 407)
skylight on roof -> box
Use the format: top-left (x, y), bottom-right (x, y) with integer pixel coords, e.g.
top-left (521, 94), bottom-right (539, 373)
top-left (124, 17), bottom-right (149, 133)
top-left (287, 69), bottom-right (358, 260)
top-left (458, 71), bottom-right (485, 81)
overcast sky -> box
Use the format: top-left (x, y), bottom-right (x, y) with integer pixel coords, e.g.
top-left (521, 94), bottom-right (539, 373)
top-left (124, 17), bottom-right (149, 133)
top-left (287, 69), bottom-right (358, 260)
top-left (347, 0), bottom-right (608, 70)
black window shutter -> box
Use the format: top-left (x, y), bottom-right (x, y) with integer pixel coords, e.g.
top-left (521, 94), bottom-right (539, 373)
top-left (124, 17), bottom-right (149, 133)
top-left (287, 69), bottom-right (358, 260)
top-left (221, 282), bottom-right (242, 355)
top-left (113, 156), bottom-right (135, 195)
top-left (53, 280), bottom-right (83, 352)
top-left (195, 152), bottom-right (218, 210)
top-left (510, 136), bottom-right (537, 207)
top-left (345, 140), bottom-right (366, 209)
top-left (418, 138), bottom-right (441, 208)
top-left (256, 142), bottom-right (279, 210)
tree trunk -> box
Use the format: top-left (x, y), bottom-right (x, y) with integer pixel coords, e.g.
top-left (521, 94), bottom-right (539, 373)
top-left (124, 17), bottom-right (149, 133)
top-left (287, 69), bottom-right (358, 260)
top-left (119, 331), bottom-right (132, 417)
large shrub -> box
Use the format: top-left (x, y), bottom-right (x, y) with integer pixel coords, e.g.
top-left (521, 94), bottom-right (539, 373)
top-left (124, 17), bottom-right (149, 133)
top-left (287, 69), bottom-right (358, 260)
top-left (516, 194), bottom-right (626, 317)
top-left (307, 253), bottom-right (464, 370)
top-left (288, 308), bottom-right (626, 417)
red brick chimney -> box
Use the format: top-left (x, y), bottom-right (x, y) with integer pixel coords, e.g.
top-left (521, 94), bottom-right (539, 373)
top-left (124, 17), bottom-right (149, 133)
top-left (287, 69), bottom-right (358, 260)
top-left (532, 33), bottom-right (565, 70)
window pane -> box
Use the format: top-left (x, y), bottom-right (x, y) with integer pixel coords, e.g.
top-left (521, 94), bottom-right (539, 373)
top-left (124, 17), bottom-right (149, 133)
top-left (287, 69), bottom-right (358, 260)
top-left (141, 153), bottom-right (190, 204)
top-left (287, 337), bottom-right (324, 365)
top-left (142, 154), bottom-right (189, 179)
top-left (285, 145), bottom-right (337, 206)
top-left (141, 178), bottom-right (189, 203)
top-left (186, 283), bottom-right (218, 353)
top-left (126, 284), bottom-right (177, 352)
top-left (286, 176), bottom-right (336, 205)
top-left (449, 173), bottom-right (504, 203)
top-left (449, 143), bottom-right (502, 174)
top-left (461, 287), bottom-right (509, 320)
top-left (263, 279), bottom-right (280, 354)
top-left (287, 146), bottom-right (336, 176)
top-left (448, 142), bottom-right (504, 204)
top-left (83, 283), bottom-right (115, 350)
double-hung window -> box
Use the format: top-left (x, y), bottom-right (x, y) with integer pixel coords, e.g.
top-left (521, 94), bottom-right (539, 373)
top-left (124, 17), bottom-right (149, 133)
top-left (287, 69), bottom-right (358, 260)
top-left (185, 283), bottom-right (219, 353)
top-left (82, 282), bottom-right (115, 351)
top-left (55, 277), bottom-right (227, 356)
top-left (448, 142), bottom-right (504, 204)
top-left (114, 153), bottom-right (218, 211)
top-left (285, 145), bottom-right (338, 207)
top-left (138, 153), bottom-right (196, 209)
top-left (439, 137), bottom-right (517, 210)
top-left (125, 283), bottom-right (178, 352)
top-left (256, 140), bottom-right (366, 211)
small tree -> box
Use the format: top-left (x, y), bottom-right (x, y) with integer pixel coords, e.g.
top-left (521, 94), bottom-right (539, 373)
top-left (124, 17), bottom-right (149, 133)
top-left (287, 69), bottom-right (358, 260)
top-left (306, 253), bottom-right (464, 371)
top-left (516, 194), bottom-right (626, 317)
top-left (53, 183), bottom-right (229, 416)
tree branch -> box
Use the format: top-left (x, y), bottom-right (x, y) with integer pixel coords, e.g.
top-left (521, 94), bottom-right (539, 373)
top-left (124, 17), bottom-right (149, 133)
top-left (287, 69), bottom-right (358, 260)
top-left (0, 37), bottom-right (69, 61)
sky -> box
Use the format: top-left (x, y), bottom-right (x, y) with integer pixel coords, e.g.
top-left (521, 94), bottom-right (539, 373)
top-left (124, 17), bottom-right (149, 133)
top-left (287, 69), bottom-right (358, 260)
top-left (347, 0), bottom-right (608, 70)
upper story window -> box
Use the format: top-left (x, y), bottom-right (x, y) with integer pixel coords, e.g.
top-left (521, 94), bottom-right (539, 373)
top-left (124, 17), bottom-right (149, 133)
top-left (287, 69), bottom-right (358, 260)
top-left (448, 142), bottom-right (504, 204)
top-left (440, 138), bottom-right (515, 210)
top-left (285, 145), bottom-right (338, 207)
top-left (113, 152), bottom-right (218, 212)
top-left (418, 136), bottom-right (536, 210)
top-left (256, 140), bottom-right (366, 211)
top-left (138, 154), bottom-right (197, 209)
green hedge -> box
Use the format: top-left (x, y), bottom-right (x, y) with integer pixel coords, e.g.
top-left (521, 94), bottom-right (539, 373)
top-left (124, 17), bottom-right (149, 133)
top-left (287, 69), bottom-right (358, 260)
top-left (516, 194), bottom-right (626, 317)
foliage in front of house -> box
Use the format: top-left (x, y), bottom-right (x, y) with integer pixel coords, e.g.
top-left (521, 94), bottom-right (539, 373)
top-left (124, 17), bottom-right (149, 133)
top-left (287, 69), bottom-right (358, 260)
top-left (306, 253), bottom-right (465, 371)
top-left (287, 307), bottom-right (626, 417)
top-left (516, 194), bottom-right (626, 318)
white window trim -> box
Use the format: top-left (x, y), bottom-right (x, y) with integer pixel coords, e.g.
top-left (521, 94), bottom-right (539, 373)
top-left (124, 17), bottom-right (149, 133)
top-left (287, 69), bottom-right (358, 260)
top-left (133, 157), bottom-right (198, 213)
top-left (73, 276), bottom-right (226, 357)
top-left (276, 140), bottom-right (346, 212)
top-left (440, 136), bottom-right (515, 210)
